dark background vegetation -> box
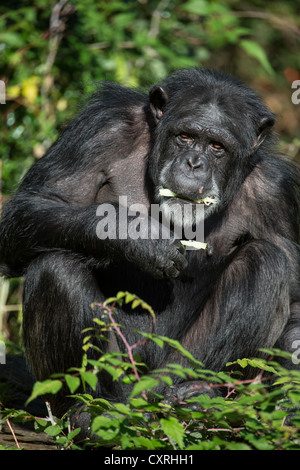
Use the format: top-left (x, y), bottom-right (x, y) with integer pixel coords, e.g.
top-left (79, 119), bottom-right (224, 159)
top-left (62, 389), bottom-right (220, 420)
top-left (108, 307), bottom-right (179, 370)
top-left (1, 0), bottom-right (300, 374)
top-left (0, 0), bottom-right (300, 450)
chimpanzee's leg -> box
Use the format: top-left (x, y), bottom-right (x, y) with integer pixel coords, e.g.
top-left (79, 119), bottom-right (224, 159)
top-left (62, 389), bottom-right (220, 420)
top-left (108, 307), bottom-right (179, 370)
top-left (22, 251), bottom-right (121, 418)
top-left (163, 240), bottom-right (291, 403)
top-left (275, 302), bottom-right (300, 370)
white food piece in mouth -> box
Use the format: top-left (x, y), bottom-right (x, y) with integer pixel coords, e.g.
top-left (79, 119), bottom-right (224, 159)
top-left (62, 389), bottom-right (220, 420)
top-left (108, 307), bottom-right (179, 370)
top-left (158, 189), bottom-right (208, 251)
top-left (159, 188), bottom-right (216, 206)
top-left (158, 188), bottom-right (177, 197)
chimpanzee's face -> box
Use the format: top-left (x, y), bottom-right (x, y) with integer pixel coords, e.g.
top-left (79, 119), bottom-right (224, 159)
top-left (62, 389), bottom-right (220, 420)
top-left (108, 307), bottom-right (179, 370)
top-left (152, 100), bottom-right (245, 231)
top-left (160, 105), bottom-right (238, 205)
top-left (148, 78), bottom-right (274, 232)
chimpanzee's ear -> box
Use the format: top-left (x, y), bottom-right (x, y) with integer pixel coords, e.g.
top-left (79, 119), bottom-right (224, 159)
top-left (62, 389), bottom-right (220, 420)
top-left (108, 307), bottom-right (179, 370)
top-left (252, 115), bottom-right (275, 152)
top-left (149, 85), bottom-right (169, 123)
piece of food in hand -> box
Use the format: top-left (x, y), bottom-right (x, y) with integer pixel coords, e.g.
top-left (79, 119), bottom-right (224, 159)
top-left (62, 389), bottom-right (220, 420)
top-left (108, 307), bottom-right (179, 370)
top-left (181, 240), bottom-right (207, 250)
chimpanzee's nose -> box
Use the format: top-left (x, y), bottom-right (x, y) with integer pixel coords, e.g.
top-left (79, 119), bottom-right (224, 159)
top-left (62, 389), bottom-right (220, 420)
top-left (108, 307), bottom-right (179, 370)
top-left (186, 154), bottom-right (208, 172)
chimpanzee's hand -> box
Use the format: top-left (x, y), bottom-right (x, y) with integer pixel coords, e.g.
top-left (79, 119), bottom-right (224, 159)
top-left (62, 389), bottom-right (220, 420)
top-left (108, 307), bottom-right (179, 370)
top-left (120, 238), bottom-right (188, 279)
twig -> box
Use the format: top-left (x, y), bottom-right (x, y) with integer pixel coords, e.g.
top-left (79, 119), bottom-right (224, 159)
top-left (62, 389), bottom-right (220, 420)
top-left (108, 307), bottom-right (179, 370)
top-left (41, 0), bottom-right (74, 114)
top-left (0, 303), bottom-right (22, 312)
top-left (233, 11), bottom-right (300, 38)
top-left (105, 302), bottom-right (141, 384)
top-left (206, 426), bottom-right (245, 433)
top-left (45, 400), bottom-right (56, 426)
top-left (43, 0), bottom-right (70, 74)
top-left (6, 418), bottom-right (20, 449)
top-left (149, 0), bottom-right (170, 38)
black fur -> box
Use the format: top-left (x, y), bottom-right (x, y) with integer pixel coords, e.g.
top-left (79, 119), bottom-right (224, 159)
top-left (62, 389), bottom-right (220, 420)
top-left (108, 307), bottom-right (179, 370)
top-left (1, 68), bottom-right (300, 423)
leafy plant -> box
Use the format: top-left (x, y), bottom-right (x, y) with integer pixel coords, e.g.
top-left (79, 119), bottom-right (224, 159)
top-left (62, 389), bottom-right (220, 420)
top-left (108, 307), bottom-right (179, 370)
top-left (1, 291), bottom-right (299, 450)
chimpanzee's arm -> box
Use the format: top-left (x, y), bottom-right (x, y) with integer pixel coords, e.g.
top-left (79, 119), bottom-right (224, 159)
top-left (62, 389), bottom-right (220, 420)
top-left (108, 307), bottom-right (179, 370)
top-left (0, 84), bottom-right (187, 278)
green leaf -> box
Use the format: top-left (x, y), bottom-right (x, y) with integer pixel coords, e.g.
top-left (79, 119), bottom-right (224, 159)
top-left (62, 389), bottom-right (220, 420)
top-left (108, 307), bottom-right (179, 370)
top-left (92, 415), bottom-right (115, 431)
top-left (227, 357), bottom-right (278, 374)
top-left (130, 377), bottom-right (159, 397)
top-left (65, 374), bottom-right (81, 394)
top-left (81, 371), bottom-right (98, 390)
top-left (181, 0), bottom-right (210, 15)
top-left (288, 390), bottom-right (300, 406)
top-left (246, 434), bottom-right (274, 450)
top-left (91, 318), bottom-right (106, 327)
top-left (125, 292), bottom-right (135, 303)
top-left (237, 358), bottom-right (248, 368)
top-left (44, 424), bottom-right (62, 437)
top-left (160, 336), bottom-right (202, 363)
top-left (26, 379), bottom-right (62, 405)
top-left (247, 358), bottom-right (278, 374)
top-left (92, 415), bottom-right (120, 440)
top-left (68, 393), bottom-right (93, 404)
top-left (68, 428), bottom-right (82, 440)
top-left (116, 291), bottom-right (126, 300)
top-left (113, 403), bottom-right (131, 414)
top-left (240, 40), bottom-right (274, 75)
top-left (34, 418), bottom-right (48, 428)
top-left (226, 442), bottom-right (252, 450)
top-left (139, 332), bottom-right (164, 348)
top-left (132, 299), bottom-right (140, 309)
top-left (129, 397), bottom-right (149, 408)
top-left (131, 436), bottom-right (165, 449)
top-left (160, 416), bottom-right (185, 448)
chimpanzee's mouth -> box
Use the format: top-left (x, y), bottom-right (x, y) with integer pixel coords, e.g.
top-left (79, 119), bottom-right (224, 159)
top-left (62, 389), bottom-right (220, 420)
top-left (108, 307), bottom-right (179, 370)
top-left (158, 188), bottom-right (217, 207)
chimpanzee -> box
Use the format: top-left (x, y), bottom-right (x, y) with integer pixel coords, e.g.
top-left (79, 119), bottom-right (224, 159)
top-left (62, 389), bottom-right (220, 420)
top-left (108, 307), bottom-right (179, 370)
top-left (1, 68), bottom-right (300, 425)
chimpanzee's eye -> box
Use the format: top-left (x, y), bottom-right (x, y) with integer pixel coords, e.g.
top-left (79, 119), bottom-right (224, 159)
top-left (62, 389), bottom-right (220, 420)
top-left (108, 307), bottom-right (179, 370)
top-left (209, 141), bottom-right (225, 151)
top-left (177, 134), bottom-right (194, 145)
top-left (209, 141), bottom-right (225, 157)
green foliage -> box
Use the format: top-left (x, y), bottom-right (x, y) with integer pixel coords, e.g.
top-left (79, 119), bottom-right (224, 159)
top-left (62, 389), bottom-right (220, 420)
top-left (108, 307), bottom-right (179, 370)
top-left (2, 344), bottom-right (300, 450)
top-left (28, 379), bottom-right (63, 403)
top-left (1, 0), bottom-right (300, 451)
top-left (1, 0), bottom-right (300, 194)
top-left (1, 294), bottom-right (300, 450)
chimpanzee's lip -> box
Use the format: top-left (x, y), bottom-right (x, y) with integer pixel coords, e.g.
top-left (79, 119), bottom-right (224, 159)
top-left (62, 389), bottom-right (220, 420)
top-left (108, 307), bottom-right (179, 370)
top-left (158, 188), bottom-right (217, 206)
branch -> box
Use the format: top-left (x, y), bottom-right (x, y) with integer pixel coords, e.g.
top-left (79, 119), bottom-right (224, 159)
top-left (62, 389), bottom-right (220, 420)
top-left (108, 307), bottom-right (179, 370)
top-left (6, 418), bottom-right (20, 449)
top-left (105, 302), bottom-right (141, 384)
top-left (233, 10), bottom-right (300, 38)
top-left (149, 0), bottom-right (170, 38)
top-left (41, 1), bottom-right (75, 111)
